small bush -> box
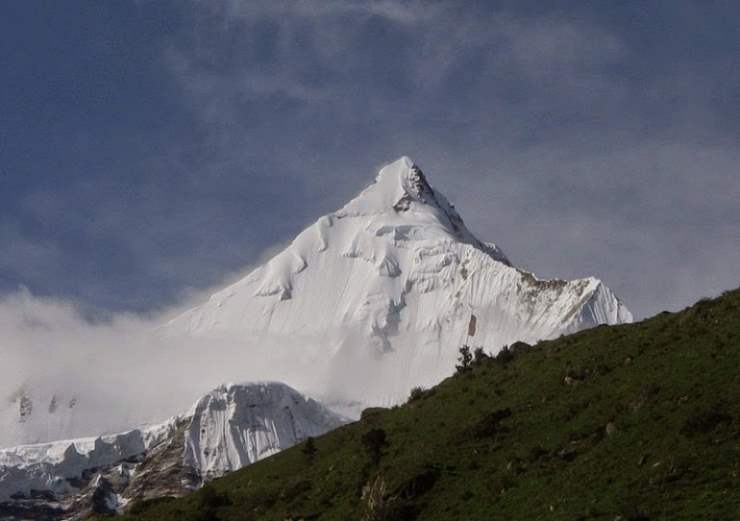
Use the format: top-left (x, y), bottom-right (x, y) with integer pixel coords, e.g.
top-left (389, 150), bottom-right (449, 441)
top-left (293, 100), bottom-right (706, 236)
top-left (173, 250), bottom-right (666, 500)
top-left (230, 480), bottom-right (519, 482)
top-left (494, 346), bottom-right (514, 365)
top-left (302, 436), bottom-right (318, 462)
top-left (456, 345), bottom-right (473, 373)
top-left (362, 428), bottom-right (389, 465)
top-left (408, 386), bottom-right (426, 402)
top-left (509, 340), bottom-right (532, 353)
top-left (473, 347), bottom-right (490, 363)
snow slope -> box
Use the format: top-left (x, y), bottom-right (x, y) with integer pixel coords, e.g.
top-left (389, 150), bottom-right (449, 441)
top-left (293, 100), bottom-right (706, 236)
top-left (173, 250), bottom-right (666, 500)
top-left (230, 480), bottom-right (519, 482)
top-left (0, 382), bottom-right (344, 506)
top-left (165, 157), bottom-right (632, 407)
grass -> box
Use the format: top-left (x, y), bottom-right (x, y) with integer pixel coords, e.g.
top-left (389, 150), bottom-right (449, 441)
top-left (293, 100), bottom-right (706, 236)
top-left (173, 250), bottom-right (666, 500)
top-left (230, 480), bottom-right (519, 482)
top-left (119, 288), bottom-right (740, 520)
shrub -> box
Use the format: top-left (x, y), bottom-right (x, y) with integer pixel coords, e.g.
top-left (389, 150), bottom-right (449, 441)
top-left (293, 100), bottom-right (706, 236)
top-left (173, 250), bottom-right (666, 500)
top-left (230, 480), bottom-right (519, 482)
top-left (509, 340), bottom-right (532, 353)
top-left (302, 437), bottom-right (318, 462)
top-left (362, 428), bottom-right (389, 465)
top-left (494, 346), bottom-right (514, 365)
top-left (408, 386), bottom-right (426, 402)
top-left (473, 347), bottom-right (490, 363)
top-left (456, 345), bottom-right (473, 373)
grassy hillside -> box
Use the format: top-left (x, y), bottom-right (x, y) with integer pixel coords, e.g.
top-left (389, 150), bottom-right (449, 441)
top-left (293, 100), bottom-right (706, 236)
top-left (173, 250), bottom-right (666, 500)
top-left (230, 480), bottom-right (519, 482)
top-left (120, 289), bottom-right (740, 521)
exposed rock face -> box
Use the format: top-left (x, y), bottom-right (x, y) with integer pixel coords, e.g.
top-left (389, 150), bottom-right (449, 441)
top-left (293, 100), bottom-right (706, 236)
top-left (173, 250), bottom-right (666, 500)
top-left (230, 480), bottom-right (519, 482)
top-left (0, 383), bottom-right (344, 520)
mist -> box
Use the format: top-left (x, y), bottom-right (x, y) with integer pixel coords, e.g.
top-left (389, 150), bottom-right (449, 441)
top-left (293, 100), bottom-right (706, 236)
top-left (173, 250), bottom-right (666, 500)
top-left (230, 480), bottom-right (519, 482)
top-left (0, 285), bottom-right (434, 447)
top-left (0, 288), bottom-right (290, 445)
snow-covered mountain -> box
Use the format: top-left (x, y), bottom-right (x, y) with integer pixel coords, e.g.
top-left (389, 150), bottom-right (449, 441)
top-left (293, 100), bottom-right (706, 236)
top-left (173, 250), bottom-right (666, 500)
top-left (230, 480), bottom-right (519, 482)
top-left (182, 382), bottom-right (345, 480)
top-left (165, 157), bottom-right (632, 408)
top-left (1, 156), bottom-right (631, 449)
top-left (0, 382), bottom-right (344, 518)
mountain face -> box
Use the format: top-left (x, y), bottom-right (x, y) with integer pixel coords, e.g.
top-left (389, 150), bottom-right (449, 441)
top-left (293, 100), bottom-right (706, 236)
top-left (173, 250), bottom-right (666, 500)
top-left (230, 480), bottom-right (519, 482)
top-left (164, 157), bottom-right (632, 409)
top-left (0, 382), bottom-right (344, 519)
top-left (1, 156), bottom-right (631, 449)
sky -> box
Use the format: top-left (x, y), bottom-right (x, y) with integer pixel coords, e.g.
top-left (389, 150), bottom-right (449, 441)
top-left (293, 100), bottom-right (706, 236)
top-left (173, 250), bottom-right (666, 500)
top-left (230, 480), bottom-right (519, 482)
top-left (1, 1), bottom-right (739, 320)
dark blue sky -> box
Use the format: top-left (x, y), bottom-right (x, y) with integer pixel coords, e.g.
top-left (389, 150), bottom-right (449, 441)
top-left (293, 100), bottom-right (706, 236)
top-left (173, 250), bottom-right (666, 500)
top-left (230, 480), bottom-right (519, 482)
top-left (1, 1), bottom-right (739, 318)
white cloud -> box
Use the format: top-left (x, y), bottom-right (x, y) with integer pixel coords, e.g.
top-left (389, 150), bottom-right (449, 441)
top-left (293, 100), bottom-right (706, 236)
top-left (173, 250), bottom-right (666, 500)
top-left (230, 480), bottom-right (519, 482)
top-left (0, 286), bottom-right (335, 445)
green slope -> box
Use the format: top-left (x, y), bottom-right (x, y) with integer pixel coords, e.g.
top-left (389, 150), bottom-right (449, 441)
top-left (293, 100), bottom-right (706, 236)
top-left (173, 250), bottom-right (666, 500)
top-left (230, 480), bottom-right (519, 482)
top-left (121, 289), bottom-right (740, 521)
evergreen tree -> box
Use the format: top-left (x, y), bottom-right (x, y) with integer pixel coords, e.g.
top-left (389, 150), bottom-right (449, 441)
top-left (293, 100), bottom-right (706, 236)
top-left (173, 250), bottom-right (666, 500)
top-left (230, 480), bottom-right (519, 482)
top-left (456, 345), bottom-right (473, 373)
top-left (302, 436), bottom-right (318, 463)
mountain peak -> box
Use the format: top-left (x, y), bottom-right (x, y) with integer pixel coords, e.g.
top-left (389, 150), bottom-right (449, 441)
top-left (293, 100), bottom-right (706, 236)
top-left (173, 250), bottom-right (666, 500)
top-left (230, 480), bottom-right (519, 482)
top-left (376, 156), bottom-right (438, 210)
top-left (334, 157), bottom-right (510, 265)
top-left (338, 156), bottom-right (433, 216)
top-left (375, 155), bottom-right (417, 188)
top-left (337, 156), bottom-right (473, 240)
